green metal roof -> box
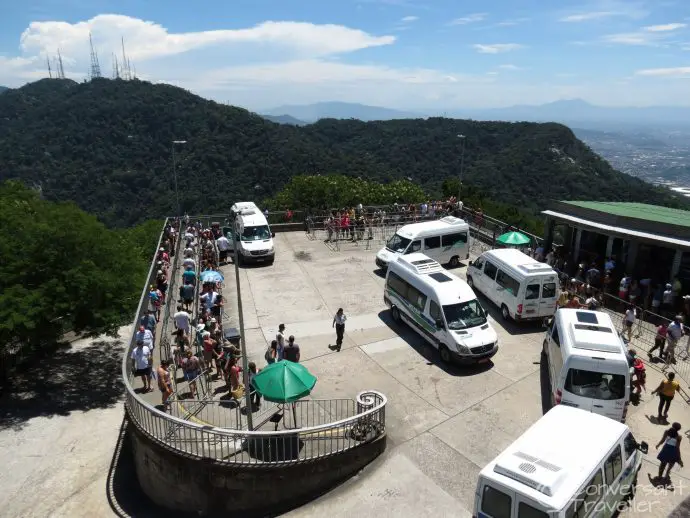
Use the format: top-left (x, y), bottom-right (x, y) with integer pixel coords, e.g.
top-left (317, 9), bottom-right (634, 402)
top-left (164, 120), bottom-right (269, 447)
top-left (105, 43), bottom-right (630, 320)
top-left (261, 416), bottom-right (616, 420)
top-left (559, 201), bottom-right (690, 228)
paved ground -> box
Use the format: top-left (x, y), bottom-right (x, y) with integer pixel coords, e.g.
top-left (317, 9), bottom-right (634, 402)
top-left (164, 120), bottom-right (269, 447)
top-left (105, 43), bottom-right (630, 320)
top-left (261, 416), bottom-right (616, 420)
top-left (2, 230), bottom-right (690, 517)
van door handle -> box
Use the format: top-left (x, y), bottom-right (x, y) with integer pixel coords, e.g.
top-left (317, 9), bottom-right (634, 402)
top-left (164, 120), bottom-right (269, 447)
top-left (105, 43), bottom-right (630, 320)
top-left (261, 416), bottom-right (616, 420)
top-left (593, 405), bottom-right (604, 408)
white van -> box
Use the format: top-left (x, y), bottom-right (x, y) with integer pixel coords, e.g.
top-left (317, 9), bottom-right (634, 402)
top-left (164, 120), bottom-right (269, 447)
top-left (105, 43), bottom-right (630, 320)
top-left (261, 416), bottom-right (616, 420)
top-left (474, 405), bottom-right (648, 518)
top-left (467, 248), bottom-right (559, 322)
top-left (543, 309), bottom-right (631, 422)
top-left (229, 204), bottom-right (275, 265)
top-left (375, 216), bottom-right (470, 270)
top-left (384, 253), bottom-right (498, 365)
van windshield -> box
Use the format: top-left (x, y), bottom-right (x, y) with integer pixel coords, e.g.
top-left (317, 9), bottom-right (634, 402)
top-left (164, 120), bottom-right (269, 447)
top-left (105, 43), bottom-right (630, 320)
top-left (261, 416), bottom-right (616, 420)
top-left (386, 233), bottom-right (411, 253)
top-left (564, 369), bottom-right (626, 400)
top-left (241, 225), bottom-right (271, 241)
top-left (443, 300), bottom-right (487, 330)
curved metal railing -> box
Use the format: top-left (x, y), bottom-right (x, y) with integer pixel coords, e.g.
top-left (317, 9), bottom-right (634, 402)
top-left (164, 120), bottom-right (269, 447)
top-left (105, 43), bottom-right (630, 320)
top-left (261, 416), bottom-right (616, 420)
top-left (122, 218), bottom-right (387, 465)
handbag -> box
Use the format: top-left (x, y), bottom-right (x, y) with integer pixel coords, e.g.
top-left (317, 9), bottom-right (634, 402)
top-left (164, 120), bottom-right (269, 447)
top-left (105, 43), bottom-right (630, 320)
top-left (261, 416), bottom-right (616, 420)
top-left (231, 384), bottom-right (245, 400)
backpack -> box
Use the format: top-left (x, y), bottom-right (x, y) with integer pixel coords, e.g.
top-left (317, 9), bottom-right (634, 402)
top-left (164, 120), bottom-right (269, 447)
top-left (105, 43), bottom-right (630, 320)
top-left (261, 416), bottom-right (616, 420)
top-left (264, 347), bottom-right (273, 363)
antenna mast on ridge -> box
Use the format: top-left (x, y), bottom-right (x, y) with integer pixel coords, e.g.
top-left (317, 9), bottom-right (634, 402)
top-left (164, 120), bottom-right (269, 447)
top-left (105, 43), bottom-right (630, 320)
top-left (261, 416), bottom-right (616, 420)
top-left (47, 57), bottom-right (53, 78)
top-left (88, 33), bottom-right (102, 79)
top-left (56, 50), bottom-right (66, 79)
top-left (121, 37), bottom-right (132, 80)
top-left (112, 53), bottom-right (120, 79)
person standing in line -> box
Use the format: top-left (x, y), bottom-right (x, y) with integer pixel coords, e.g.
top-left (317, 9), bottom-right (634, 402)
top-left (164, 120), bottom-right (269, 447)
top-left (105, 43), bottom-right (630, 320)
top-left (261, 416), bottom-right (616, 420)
top-left (173, 305), bottom-right (191, 336)
top-left (622, 305), bottom-right (635, 342)
top-left (663, 316), bottom-right (684, 371)
top-left (655, 422), bottom-right (683, 482)
top-left (649, 322), bottom-right (668, 362)
top-left (131, 341), bottom-right (153, 393)
top-left (276, 324), bottom-right (286, 361)
top-left (331, 308), bottom-right (347, 352)
top-left (264, 340), bottom-right (278, 365)
top-left (157, 360), bottom-right (173, 410)
top-left (652, 372), bottom-right (682, 422)
top-left (248, 362), bottom-right (261, 409)
top-left (283, 335), bottom-right (301, 363)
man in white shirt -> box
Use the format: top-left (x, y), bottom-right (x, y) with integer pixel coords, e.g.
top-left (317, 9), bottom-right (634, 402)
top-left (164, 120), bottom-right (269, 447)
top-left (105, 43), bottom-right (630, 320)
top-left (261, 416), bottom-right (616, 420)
top-left (331, 308), bottom-right (347, 352)
top-left (217, 234), bottom-right (231, 264)
top-left (131, 342), bottom-right (153, 391)
top-left (173, 305), bottom-right (191, 335)
top-left (135, 325), bottom-right (154, 351)
top-left (663, 316), bottom-right (684, 371)
top-left (276, 323), bottom-right (286, 360)
top-left (201, 291), bottom-right (218, 313)
top-left (183, 256), bottom-right (196, 271)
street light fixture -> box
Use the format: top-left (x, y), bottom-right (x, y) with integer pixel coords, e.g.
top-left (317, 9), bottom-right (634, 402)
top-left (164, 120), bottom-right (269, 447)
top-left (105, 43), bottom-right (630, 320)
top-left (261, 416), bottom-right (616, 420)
top-left (457, 134), bottom-right (466, 201)
top-left (171, 140), bottom-right (187, 217)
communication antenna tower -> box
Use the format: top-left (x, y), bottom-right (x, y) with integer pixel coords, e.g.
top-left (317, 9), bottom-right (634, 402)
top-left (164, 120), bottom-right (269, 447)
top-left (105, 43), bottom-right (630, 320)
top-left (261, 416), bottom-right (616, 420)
top-left (121, 37), bottom-right (131, 80)
top-left (47, 57), bottom-right (53, 78)
top-left (56, 50), bottom-right (66, 79)
top-left (112, 53), bottom-right (120, 79)
top-left (88, 33), bottom-right (102, 79)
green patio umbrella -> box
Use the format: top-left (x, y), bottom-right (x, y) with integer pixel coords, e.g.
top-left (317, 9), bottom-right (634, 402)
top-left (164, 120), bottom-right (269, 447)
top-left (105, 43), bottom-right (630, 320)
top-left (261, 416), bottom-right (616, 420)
top-left (252, 360), bottom-right (317, 403)
top-left (496, 231), bottom-right (531, 246)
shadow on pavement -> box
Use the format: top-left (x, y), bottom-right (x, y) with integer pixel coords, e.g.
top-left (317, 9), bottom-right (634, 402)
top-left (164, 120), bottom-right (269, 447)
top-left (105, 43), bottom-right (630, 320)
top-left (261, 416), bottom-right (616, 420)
top-left (377, 310), bottom-right (494, 377)
top-left (0, 338), bottom-right (125, 431)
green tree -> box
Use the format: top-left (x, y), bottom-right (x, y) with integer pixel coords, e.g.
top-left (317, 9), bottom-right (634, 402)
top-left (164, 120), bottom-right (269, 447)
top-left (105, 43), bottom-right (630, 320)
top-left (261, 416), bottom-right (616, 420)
top-left (0, 181), bottom-right (159, 355)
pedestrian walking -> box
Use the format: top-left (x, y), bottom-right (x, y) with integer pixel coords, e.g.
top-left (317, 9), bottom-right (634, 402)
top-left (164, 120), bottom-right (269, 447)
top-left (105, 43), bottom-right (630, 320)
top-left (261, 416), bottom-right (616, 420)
top-left (662, 316), bottom-right (684, 371)
top-left (131, 341), bottom-right (153, 392)
top-left (655, 422), bottom-right (683, 482)
top-left (181, 349), bottom-right (201, 399)
top-left (622, 305), bottom-right (635, 342)
top-left (283, 335), bottom-right (301, 362)
top-left (649, 322), bottom-right (668, 361)
top-left (331, 308), bottom-right (347, 352)
top-left (157, 360), bottom-right (173, 409)
top-left (652, 372), bottom-right (681, 422)
top-left (276, 324), bottom-right (286, 361)
top-left (264, 340), bottom-right (278, 365)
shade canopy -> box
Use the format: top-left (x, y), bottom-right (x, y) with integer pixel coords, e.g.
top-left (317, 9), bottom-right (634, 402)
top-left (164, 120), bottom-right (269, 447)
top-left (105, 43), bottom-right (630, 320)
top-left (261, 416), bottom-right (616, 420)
top-left (252, 360), bottom-right (317, 403)
top-left (496, 231), bottom-right (531, 246)
top-left (199, 270), bottom-right (224, 283)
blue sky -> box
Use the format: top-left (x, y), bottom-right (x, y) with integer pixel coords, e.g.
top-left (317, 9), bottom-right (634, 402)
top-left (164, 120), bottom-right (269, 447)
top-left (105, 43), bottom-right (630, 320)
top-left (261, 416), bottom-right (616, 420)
top-left (1, 0), bottom-right (689, 109)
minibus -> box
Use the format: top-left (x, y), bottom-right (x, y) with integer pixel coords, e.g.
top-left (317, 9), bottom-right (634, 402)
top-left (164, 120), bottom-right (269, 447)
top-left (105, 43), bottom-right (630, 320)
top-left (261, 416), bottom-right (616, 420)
top-left (376, 216), bottom-right (470, 270)
top-left (228, 203), bottom-right (275, 265)
top-left (384, 253), bottom-right (498, 364)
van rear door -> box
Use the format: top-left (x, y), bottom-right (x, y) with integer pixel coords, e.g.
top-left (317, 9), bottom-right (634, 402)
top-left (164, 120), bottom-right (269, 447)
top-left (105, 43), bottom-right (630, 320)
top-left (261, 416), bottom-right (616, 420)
top-left (475, 480), bottom-right (515, 518)
top-left (560, 358), bottom-right (628, 420)
top-left (537, 275), bottom-right (558, 318)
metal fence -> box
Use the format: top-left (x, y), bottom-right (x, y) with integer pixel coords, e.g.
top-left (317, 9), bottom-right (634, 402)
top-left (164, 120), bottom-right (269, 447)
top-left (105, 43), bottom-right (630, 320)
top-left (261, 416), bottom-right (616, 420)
top-left (122, 217), bottom-right (387, 465)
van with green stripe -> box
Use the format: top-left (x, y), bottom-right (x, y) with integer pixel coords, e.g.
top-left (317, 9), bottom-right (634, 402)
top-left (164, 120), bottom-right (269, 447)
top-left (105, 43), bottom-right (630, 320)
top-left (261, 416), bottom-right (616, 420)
top-left (384, 253), bottom-right (499, 365)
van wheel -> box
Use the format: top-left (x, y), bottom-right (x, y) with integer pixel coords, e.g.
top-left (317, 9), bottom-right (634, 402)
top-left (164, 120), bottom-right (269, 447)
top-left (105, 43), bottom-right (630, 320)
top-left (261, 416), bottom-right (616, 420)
top-left (439, 345), bottom-right (451, 364)
top-left (448, 256), bottom-right (460, 268)
top-left (391, 306), bottom-right (402, 323)
top-left (542, 340), bottom-right (548, 357)
top-left (467, 276), bottom-right (474, 288)
top-left (501, 304), bottom-right (511, 321)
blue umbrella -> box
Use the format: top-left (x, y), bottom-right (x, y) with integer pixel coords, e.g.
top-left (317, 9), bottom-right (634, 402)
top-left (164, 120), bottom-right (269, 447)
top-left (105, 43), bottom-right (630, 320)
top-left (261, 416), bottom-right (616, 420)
top-left (199, 270), bottom-right (224, 283)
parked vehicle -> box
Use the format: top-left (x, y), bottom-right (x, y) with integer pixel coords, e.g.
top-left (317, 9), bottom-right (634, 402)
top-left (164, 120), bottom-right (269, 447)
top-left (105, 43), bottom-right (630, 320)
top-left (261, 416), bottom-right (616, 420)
top-left (384, 253), bottom-right (498, 364)
top-left (228, 202), bottom-right (275, 265)
top-left (543, 309), bottom-right (631, 422)
top-left (474, 405), bottom-right (648, 518)
top-left (376, 216), bottom-right (470, 270)
top-left (467, 248), bottom-right (560, 321)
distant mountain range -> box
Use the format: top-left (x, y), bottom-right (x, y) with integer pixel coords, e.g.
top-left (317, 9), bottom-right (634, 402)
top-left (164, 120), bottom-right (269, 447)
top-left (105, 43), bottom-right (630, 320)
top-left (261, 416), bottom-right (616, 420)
top-left (262, 114), bottom-right (308, 125)
top-left (262, 99), bottom-right (690, 131)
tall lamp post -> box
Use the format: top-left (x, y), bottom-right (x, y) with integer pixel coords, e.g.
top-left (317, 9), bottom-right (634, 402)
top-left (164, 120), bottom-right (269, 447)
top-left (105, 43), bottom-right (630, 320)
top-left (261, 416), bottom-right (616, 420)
top-left (171, 140), bottom-right (187, 217)
top-left (457, 134), bottom-right (466, 201)
top-left (231, 212), bottom-right (254, 431)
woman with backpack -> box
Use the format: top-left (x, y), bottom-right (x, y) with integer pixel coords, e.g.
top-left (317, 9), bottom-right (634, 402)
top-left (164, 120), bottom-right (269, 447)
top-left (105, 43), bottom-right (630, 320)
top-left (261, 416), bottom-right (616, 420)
top-left (264, 340), bottom-right (278, 365)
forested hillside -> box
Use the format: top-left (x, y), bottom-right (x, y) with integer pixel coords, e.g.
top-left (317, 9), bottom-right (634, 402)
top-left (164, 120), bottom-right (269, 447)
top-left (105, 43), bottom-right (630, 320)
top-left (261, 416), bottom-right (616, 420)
top-left (0, 78), bottom-right (684, 227)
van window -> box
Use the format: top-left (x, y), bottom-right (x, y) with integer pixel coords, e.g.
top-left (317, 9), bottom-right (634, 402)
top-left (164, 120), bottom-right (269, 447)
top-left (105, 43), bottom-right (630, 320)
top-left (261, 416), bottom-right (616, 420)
top-left (525, 284), bottom-right (540, 300)
top-left (405, 240), bottom-right (422, 254)
top-left (386, 234), bottom-right (411, 253)
top-left (484, 262), bottom-right (498, 280)
top-left (552, 324), bottom-right (561, 347)
top-left (567, 469), bottom-right (603, 518)
top-left (425, 236), bottom-right (441, 250)
top-left (387, 271), bottom-right (408, 298)
top-left (496, 270), bottom-right (520, 296)
top-left (387, 272), bottom-right (427, 311)
top-left (241, 225), bottom-right (271, 241)
top-left (518, 502), bottom-right (549, 518)
top-left (624, 433), bottom-right (637, 459)
top-left (407, 285), bottom-right (427, 311)
top-left (604, 446), bottom-right (623, 484)
top-left (430, 300), bottom-right (442, 321)
top-left (442, 232), bottom-right (467, 248)
top-left (481, 485), bottom-right (511, 518)
top-left (473, 256), bottom-right (484, 270)
top-left (444, 299), bottom-right (488, 330)
top-left (564, 369), bottom-right (626, 400)
top-left (542, 282), bottom-right (557, 299)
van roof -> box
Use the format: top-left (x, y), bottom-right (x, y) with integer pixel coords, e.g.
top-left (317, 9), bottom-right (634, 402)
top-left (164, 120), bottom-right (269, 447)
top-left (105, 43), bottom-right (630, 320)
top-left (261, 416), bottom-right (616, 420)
top-left (482, 249), bottom-right (556, 276)
top-left (395, 216), bottom-right (469, 239)
top-left (392, 253), bottom-right (476, 304)
top-left (238, 210), bottom-right (269, 227)
top-left (480, 405), bottom-right (628, 510)
top-left (556, 309), bottom-right (625, 355)
top-left (231, 201), bottom-right (259, 213)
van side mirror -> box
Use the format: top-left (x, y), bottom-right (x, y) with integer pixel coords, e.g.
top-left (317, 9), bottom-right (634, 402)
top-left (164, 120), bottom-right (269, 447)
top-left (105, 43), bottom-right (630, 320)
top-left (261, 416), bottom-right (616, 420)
top-left (468, 260), bottom-right (473, 267)
top-left (639, 441), bottom-right (649, 454)
top-left (271, 232), bottom-right (276, 238)
top-left (435, 319), bottom-right (445, 329)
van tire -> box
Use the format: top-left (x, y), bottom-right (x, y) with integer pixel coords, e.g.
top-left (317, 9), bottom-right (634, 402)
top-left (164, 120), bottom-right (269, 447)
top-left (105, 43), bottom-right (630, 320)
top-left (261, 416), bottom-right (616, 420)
top-left (467, 276), bottom-right (474, 288)
top-left (448, 256), bottom-right (460, 268)
top-left (501, 304), bottom-right (511, 321)
top-left (542, 340), bottom-right (548, 357)
top-left (439, 345), bottom-right (451, 364)
top-left (391, 306), bottom-right (402, 324)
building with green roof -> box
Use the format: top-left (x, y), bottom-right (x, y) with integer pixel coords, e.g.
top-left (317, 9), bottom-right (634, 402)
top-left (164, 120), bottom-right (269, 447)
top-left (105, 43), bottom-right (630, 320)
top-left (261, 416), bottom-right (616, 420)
top-left (542, 201), bottom-right (690, 286)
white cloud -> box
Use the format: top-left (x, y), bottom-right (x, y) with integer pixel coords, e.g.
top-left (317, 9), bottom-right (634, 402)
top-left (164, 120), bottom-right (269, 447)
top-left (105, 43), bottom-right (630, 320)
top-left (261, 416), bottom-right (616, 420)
top-left (560, 11), bottom-right (616, 22)
top-left (498, 64), bottom-right (520, 70)
top-left (644, 23), bottom-right (686, 32)
top-left (472, 43), bottom-right (523, 54)
top-left (18, 14), bottom-right (395, 62)
top-left (635, 67), bottom-right (690, 77)
top-left (495, 18), bottom-right (530, 27)
top-left (400, 16), bottom-right (418, 22)
top-left (449, 13), bottom-right (487, 26)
